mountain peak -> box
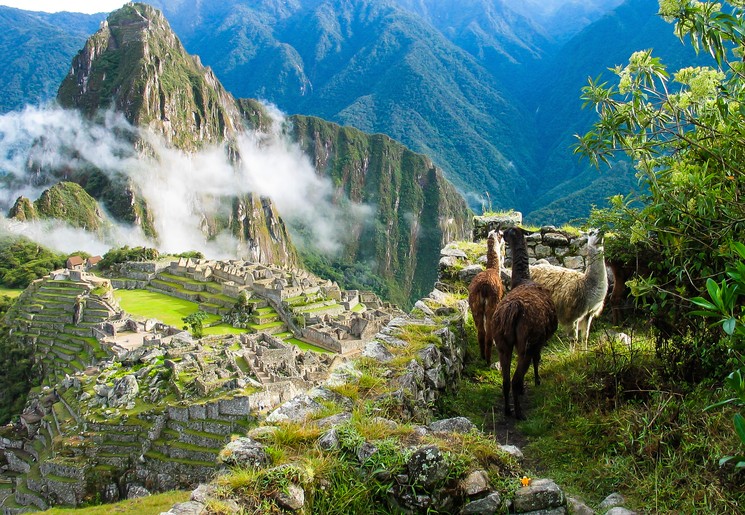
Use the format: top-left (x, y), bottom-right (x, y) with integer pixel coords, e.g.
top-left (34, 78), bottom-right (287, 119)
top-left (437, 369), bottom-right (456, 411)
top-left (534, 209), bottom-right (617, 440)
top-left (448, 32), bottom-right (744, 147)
top-left (57, 2), bottom-right (242, 150)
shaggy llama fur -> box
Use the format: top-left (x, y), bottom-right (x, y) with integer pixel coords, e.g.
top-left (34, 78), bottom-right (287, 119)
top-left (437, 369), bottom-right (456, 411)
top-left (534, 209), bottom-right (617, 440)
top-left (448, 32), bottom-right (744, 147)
top-left (530, 229), bottom-right (608, 350)
top-left (490, 227), bottom-right (558, 420)
top-left (467, 230), bottom-right (505, 363)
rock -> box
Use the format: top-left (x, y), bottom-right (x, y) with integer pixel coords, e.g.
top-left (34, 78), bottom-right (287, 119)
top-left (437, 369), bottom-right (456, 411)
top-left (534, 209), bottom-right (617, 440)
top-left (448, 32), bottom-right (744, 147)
top-left (357, 442), bottom-right (378, 463)
top-left (429, 416), bottom-right (476, 434)
top-left (247, 426), bottom-right (280, 440)
top-left (543, 232), bottom-right (569, 247)
top-left (460, 470), bottom-right (490, 497)
top-left (376, 333), bottom-right (408, 348)
top-left (308, 387), bottom-right (354, 410)
top-left (605, 508), bottom-right (637, 515)
top-left (441, 247), bottom-right (468, 259)
top-left (413, 300), bottom-right (436, 316)
top-left (217, 437), bottom-right (269, 468)
top-left (161, 500), bottom-right (206, 515)
top-left (108, 375), bottom-right (139, 408)
top-left (599, 493), bottom-right (625, 510)
top-left (190, 484), bottom-right (216, 503)
top-left (439, 255), bottom-right (459, 271)
top-left (318, 429), bottom-right (340, 451)
top-left (408, 445), bottom-right (447, 489)
top-left (275, 483), bottom-right (305, 511)
top-left (362, 341), bottom-right (394, 363)
top-left (265, 394), bottom-right (323, 423)
top-left (459, 264), bottom-right (484, 283)
top-left (93, 384), bottom-right (111, 398)
top-left (315, 412), bottom-right (351, 429)
top-left (126, 484), bottom-right (150, 499)
top-left (102, 483), bottom-right (119, 502)
top-left (512, 478), bottom-right (565, 513)
top-left (428, 289), bottom-right (449, 304)
top-left (499, 444), bottom-right (524, 461)
top-left (563, 255), bottom-right (584, 270)
top-left (370, 416), bottom-right (398, 430)
top-left (567, 497), bottom-right (595, 515)
top-left (460, 492), bottom-right (502, 514)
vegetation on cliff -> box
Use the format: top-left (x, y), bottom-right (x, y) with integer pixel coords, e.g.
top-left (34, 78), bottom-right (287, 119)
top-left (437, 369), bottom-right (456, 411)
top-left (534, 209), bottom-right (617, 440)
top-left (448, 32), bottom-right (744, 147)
top-left (0, 237), bottom-right (66, 288)
top-left (8, 181), bottom-right (108, 233)
top-left (287, 114), bottom-right (472, 307)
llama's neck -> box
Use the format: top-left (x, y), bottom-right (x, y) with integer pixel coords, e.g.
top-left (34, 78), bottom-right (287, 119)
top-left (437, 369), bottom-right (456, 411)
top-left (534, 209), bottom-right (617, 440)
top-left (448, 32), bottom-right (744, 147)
top-left (486, 236), bottom-right (501, 270)
top-left (508, 233), bottom-right (531, 288)
top-left (585, 243), bottom-right (608, 289)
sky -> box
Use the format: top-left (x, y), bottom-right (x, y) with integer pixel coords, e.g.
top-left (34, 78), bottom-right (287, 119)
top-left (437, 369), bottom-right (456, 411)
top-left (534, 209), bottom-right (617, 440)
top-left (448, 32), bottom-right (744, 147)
top-left (0, 1), bottom-right (127, 14)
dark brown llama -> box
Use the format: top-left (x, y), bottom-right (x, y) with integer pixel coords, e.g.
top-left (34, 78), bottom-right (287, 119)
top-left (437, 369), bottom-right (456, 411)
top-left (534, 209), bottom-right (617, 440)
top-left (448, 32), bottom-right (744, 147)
top-left (468, 230), bottom-right (505, 363)
top-left (490, 227), bottom-right (558, 420)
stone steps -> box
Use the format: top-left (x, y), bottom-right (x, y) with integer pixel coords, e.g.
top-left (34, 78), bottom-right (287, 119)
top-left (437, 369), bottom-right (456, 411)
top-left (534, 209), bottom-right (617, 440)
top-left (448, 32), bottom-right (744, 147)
top-left (147, 283), bottom-right (200, 302)
top-left (150, 441), bottom-right (219, 464)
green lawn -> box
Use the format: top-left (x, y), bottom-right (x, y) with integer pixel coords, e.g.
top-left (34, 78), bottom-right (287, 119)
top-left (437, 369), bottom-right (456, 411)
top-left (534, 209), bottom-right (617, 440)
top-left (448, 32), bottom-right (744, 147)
top-left (114, 289), bottom-right (247, 336)
top-left (0, 287), bottom-right (22, 298)
top-left (37, 490), bottom-right (189, 514)
top-left (286, 338), bottom-right (329, 354)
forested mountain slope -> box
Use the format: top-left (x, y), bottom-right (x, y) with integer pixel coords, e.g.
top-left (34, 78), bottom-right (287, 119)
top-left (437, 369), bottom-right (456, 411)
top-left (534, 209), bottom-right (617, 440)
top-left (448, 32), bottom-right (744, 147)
top-left (0, 0), bottom-right (708, 225)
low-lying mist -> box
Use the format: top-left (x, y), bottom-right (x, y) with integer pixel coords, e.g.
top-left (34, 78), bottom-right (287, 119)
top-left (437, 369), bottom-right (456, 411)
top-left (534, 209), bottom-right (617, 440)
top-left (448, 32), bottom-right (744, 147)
top-left (0, 104), bottom-right (371, 261)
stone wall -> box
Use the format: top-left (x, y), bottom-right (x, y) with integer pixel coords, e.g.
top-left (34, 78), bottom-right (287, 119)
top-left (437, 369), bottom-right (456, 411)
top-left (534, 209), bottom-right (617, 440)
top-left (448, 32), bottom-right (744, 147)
top-left (471, 212), bottom-right (591, 270)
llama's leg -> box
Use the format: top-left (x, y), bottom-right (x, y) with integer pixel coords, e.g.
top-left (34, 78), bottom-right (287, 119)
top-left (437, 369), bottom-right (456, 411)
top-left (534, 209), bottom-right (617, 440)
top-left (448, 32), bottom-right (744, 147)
top-left (581, 315), bottom-right (594, 351)
top-left (570, 320), bottom-right (580, 350)
top-left (475, 313), bottom-right (486, 361)
top-left (499, 347), bottom-right (513, 416)
top-left (484, 321), bottom-right (493, 365)
top-left (532, 351), bottom-right (541, 386)
top-left (512, 354), bottom-right (533, 420)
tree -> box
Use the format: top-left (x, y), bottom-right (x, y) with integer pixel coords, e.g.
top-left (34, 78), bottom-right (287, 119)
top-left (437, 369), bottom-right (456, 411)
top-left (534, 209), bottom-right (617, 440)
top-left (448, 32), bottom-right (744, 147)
top-left (578, 0), bottom-right (745, 339)
top-left (578, 0), bottom-right (745, 467)
top-left (182, 310), bottom-right (208, 339)
top-left (692, 242), bottom-right (745, 469)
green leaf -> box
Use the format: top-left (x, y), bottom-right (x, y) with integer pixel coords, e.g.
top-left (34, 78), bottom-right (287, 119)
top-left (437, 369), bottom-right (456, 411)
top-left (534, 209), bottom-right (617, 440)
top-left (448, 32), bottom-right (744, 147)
top-left (735, 414), bottom-right (745, 446)
top-left (724, 317), bottom-right (737, 336)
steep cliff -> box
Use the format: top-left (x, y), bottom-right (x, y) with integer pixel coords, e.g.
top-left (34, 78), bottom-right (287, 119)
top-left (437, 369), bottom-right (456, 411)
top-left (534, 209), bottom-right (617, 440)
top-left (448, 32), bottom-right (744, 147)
top-left (8, 181), bottom-right (108, 234)
top-left (240, 104), bottom-right (472, 306)
top-left (57, 4), bottom-right (242, 150)
top-left (51, 3), bottom-right (298, 267)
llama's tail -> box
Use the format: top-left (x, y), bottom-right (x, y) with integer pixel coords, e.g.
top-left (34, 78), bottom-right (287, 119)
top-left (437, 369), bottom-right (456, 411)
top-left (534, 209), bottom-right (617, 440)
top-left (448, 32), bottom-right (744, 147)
top-left (495, 299), bottom-right (524, 344)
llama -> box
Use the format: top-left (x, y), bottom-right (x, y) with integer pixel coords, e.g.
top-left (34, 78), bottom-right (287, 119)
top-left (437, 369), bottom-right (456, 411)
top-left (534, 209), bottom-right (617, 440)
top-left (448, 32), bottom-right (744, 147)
top-left (468, 230), bottom-right (505, 364)
top-left (490, 227), bottom-right (558, 420)
top-left (529, 229), bottom-right (608, 350)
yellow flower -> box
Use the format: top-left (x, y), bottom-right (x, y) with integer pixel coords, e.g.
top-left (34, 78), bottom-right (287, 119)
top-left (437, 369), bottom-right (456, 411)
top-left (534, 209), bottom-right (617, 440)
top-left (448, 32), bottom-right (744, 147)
top-left (520, 476), bottom-right (532, 487)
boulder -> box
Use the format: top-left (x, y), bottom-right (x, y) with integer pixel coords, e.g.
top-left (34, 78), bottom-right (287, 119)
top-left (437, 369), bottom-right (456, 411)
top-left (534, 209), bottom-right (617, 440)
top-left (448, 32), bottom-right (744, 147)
top-left (460, 492), bottom-right (502, 514)
top-left (460, 470), bottom-right (490, 497)
top-left (275, 483), bottom-right (305, 511)
top-left (362, 341), bottom-right (394, 363)
top-left (512, 478), bottom-right (565, 513)
top-left (408, 445), bottom-right (447, 490)
top-left (429, 417), bottom-right (476, 434)
top-left (217, 437), bottom-right (269, 468)
top-left (108, 375), bottom-right (139, 408)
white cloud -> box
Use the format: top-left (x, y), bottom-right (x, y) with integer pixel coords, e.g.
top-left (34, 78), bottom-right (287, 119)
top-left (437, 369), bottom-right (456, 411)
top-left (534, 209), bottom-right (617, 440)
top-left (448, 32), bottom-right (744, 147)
top-left (0, 104), bottom-right (372, 261)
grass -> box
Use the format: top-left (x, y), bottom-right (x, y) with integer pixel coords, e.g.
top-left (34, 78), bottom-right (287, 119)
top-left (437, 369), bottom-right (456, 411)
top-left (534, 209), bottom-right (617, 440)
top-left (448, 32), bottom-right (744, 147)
top-left (286, 338), bottom-right (329, 353)
top-left (36, 490), bottom-right (190, 514)
top-left (440, 314), bottom-right (745, 514)
top-left (113, 289), bottom-right (246, 335)
top-left (0, 287), bottom-right (23, 298)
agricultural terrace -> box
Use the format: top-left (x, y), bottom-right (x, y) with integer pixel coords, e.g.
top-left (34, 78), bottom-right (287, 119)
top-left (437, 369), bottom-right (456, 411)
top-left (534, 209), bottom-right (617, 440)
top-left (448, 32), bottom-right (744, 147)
top-left (113, 289), bottom-right (246, 336)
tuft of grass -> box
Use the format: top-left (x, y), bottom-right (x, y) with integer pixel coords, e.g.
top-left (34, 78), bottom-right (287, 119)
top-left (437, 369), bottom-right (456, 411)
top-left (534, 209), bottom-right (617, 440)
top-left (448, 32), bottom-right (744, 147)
top-left (37, 490), bottom-right (190, 514)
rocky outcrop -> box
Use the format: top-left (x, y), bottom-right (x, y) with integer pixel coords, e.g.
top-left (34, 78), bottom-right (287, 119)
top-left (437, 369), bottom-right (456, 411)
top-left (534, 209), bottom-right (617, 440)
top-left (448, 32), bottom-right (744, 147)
top-left (8, 182), bottom-right (109, 234)
top-left (286, 113), bottom-right (473, 306)
top-left (57, 3), bottom-right (242, 151)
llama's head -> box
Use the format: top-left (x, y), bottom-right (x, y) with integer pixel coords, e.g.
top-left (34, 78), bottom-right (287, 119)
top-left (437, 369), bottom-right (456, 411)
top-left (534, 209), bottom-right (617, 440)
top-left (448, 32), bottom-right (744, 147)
top-left (487, 229), bottom-right (506, 268)
top-left (502, 226), bottom-right (529, 247)
top-left (587, 229), bottom-right (604, 251)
